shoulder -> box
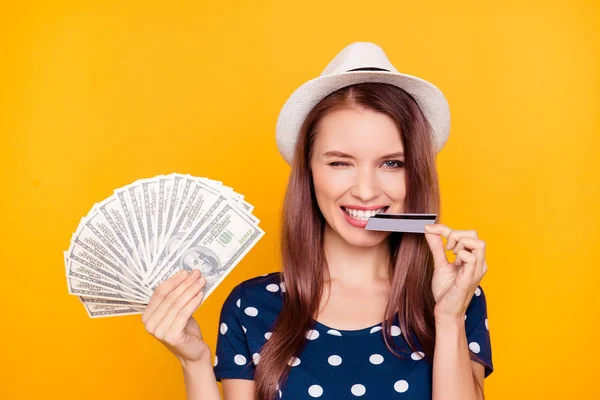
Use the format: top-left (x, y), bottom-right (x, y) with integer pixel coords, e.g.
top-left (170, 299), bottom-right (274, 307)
top-left (237, 272), bottom-right (283, 292)
top-left (221, 272), bottom-right (284, 317)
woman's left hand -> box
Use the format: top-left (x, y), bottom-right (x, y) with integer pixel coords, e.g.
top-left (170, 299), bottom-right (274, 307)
top-left (423, 223), bottom-right (488, 321)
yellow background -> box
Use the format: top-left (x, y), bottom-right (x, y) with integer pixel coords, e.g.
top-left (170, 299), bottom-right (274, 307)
top-left (1, 1), bottom-right (598, 399)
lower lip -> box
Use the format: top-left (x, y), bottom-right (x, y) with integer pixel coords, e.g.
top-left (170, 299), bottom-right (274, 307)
top-left (340, 207), bottom-right (372, 228)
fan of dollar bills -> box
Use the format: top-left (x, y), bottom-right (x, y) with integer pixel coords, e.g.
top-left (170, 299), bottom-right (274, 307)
top-left (64, 173), bottom-right (265, 318)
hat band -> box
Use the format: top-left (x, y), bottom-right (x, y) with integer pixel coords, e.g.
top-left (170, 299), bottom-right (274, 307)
top-left (346, 67), bottom-right (390, 72)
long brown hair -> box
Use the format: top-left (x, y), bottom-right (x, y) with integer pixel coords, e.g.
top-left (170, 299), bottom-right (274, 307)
top-left (253, 82), bottom-right (484, 399)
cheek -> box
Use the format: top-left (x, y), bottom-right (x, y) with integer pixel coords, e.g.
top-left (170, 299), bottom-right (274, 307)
top-left (312, 167), bottom-right (352, 201)
top-left (380, 172), bottom-right (406, 200)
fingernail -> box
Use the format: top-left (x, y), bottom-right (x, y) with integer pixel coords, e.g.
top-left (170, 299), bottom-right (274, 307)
top-left (178, 269), bottom-right (188, 277)
top-left (424, 224), bottom-right (432, 231)
top-left (191, 269), bottom-right (200, 278)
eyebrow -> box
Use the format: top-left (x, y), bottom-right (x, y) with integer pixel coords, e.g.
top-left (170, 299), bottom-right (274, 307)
top-left (322, 151), bottom-right (405, 159)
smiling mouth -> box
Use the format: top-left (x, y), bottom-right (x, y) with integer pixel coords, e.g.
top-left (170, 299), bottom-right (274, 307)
top-left (341, 206), bottom-right (389, 221)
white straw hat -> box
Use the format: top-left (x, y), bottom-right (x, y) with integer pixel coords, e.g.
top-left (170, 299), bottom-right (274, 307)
top-left (275, 41), bottom-right (451, 165)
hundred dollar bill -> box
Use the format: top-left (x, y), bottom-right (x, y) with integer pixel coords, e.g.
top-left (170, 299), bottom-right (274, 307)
top-left (64, 173), bottom-right (264, 318)
top-left (66, 276), bottom-right (147, 304)
top-left (147, 201), bottom-right (265, 296)
top-left (67, 276), bottom-right (147, 304)
top-left (79, 296), bottom-right (147, 308)
top-left (197, 177), bottom-right (222, 189)
top-left (97, 195), bottom-right (145, 277)
top-left (69, 221), bottom-right (151, 296)
top-left (240, 199), bottom-right (254, 213)
top-left (140, 177), bottom-right (159, 262)
top-left (125, 182), bottom-right (152, 265)
top-left (159, 174), bottom-right (188, 252)
top-left (123, 183), bottom-right (152, 268)
top-left (155, 174), bottom-right (174, 264)
top-left (189, 177), bottom-right (258, 221)
top-left (81, 302), bottom-right (144, 318)
top-left (162, 176), bottom-right (198, 257)
top-left (114, 187), bottom-right (149, 275)
top-left (66, 235), bottom-right (151, 298)
top-left (64, 254), bottom-right (148, 302)
top-left (148, 182), bottom-right (226, 281)
top-left (234, 199), bottom-right (253, 213)
top-left (175, 177), bottom-right (196, 218)
top-left (232, 200), bottom-right (259, 224)
top-left (190, 177), bottom-right (256, 218)
top-left (82, 206), bottom-right (143, 281)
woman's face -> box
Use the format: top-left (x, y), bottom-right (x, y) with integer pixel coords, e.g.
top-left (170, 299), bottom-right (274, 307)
top-left (310, 106), bottom-right (406, 248)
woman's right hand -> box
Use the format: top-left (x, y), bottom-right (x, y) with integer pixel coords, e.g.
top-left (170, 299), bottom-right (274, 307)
top-left (142, 269), bottom-right (210, 366)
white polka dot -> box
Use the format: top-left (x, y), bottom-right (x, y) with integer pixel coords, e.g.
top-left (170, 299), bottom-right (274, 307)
top-left (464, 314), bottom-right (467, 320)
top-left (280, 282), bottom-right (286, 292)
top-left (288, 357), bottom-right (301, 367)
top-left (485, 318), bottom-right (488, 330)
top-left (370, 326), bottom-right (382, 334)
top-left (469, 342), bottom-right (481, 353)
top-left (264, 332), bottom-right (272, 340)
top-left (278, 390), bottom-right (282, 398)
top-left (266, 283), bottom-right (279, 292)
top-left (234, 354), bottom-right (246, 365)
top-left (328, 355), bottom-right (342, 366)
top-left (475, 287), bottom-right (481, 296)
top-left (236, 298), bottom-right (240, 308)
top-left (391, 325), bottom-right (401, 336)
top-left (253, 353), bottom-right (260, 365)
top-left (306, 329), bottom-right (320, 340)
top-left (244, 307), bottom-right (258, 317)
top-left (394, 380), bottom-right (409, 393)
top-left (308, 384), bottom-right (323, 397)
top-left (242, 325), bottom-right (247, 334)
top-left (214, 355), bottom-right (218, 366)
top-left (327, 329), bottom-right (342, 336)
top-left (411, 351), bottom-right (425, 361)
top-left (220, 323), bottom-right (228, 334)
top-left (369, 354), bottom-right (384, 365)
top-left (262, 273), bottom-right (268, 276)
top-left (351, 384), bottom-right (366, 396)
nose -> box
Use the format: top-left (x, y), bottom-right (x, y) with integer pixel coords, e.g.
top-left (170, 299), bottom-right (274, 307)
top-left (350, 167), bottom-right (381, 202)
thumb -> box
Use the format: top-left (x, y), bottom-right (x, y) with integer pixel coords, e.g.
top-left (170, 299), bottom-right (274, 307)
top-left (424, 231), bottom-right (449, 268)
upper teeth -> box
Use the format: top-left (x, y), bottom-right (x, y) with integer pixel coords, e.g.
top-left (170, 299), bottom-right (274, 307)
top-left (343, 207), bottom-right (386, 220)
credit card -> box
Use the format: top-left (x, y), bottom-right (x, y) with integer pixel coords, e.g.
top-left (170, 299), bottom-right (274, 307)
top-left (364, 213), bottom-right (437, 233)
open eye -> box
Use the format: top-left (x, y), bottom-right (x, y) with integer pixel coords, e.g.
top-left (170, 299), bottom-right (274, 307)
top-left (382, 160), bottom-right (404, 169)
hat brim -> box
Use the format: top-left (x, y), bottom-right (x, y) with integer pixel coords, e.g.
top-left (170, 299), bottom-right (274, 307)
top-left (275, 70), bottom-right (450, 165)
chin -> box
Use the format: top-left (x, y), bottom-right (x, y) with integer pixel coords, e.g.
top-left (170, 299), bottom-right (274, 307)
top-left (337, 226), bottom-right (390, 248)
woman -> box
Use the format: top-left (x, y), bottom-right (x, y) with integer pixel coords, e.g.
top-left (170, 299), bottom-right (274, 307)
top-left (142, 42), bottom-right (494, 400)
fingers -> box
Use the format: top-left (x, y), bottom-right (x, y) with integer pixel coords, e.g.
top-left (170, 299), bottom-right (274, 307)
top-left (454, 237), bottom-right (487, 287)
top-left (144, 270), bottom-right (201, 335)
top-left (425, 224), bottom-right (453, 240)
top-left (453, 237), bottom-right (486, 278)
top-left (167, 285), bottom-right (207, 341)
top-left (456, 248), bottom-right (478, 288)
top-left (143, 269), bottom-right (189, 324)
top-left (154, 276), bottom-right (207, 340)
top-left (424, 232), bottom-right (449, 268)
top-left (445, 229), bottom-right (478, 250)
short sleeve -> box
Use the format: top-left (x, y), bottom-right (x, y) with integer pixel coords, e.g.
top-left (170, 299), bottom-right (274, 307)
top-left (213, 283), bottom-right (256, 381)
top-left (465, 285), bottom-right (494, 378)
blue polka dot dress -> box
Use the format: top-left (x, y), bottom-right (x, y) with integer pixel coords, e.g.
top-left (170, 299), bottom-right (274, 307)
top-left (213, 272), bottom-right (493, 398)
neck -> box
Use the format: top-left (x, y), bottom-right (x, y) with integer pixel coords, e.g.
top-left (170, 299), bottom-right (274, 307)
top-left (322, 224), bottom-right (391, 286)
